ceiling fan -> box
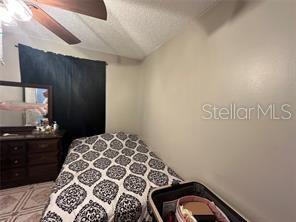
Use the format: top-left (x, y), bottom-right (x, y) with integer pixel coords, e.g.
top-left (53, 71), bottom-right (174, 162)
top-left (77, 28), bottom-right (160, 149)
top-left (0, 0), bottom-right (107, 44)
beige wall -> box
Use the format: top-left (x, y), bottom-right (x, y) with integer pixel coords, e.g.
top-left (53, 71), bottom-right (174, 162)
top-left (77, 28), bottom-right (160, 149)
top-left (0, 33), bottom-right (141, 133)
top-left (139, 1), bottom-right (295, 221)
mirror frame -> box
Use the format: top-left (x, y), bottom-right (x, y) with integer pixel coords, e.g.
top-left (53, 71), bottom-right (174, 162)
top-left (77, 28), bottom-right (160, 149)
top-left (0, 81), bottom-right (53, 133)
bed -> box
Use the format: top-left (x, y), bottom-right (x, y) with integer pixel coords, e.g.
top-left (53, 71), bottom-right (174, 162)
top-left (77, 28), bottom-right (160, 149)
top-left (41, 132), bottom-right (182, 222)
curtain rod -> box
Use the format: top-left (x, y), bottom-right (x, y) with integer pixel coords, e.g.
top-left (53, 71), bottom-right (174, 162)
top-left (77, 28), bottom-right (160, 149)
top-left (14, 45), bottom-right (108, 65)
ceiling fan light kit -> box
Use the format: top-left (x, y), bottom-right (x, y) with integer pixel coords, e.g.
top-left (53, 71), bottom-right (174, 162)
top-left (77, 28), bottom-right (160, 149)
top-left (0, 0), bottom-right (107, 45)
top-left (3, 0), bottom-right (32, 22)
top-left (0, 6), bottom-right (17, 26)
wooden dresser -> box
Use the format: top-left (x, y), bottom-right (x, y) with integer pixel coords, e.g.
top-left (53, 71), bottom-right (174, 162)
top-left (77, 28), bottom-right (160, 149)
top-left (0, 133), bottom-right (63, 189)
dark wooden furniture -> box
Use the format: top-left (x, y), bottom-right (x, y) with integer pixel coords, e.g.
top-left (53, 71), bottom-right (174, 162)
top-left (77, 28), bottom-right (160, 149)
top-left (0, 133), bottom-right (63, 189)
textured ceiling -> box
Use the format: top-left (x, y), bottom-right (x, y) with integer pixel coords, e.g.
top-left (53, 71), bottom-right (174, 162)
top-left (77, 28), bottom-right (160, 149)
top-left (3, 0), bottom-right (217, 60)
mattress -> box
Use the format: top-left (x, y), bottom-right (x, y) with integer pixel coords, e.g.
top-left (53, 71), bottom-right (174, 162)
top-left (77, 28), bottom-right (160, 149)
top-left (41, 132), bottom-right (182, 222)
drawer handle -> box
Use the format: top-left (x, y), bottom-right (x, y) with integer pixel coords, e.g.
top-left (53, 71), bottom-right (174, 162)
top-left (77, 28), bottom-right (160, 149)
top-left (13, 160), bottom-right (19, 164)
top-left (39, 144), bottom-right (49, 148)
top-left (15, 173), bottom-right (20, 177)
top-left (13, 147), bottom-right (19, 151)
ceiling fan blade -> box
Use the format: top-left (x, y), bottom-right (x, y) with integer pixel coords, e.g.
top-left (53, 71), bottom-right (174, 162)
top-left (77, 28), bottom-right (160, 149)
top-left (31, 0), bottom-right (107, 20)
top-left (30, 6), bottom-right (81, 45)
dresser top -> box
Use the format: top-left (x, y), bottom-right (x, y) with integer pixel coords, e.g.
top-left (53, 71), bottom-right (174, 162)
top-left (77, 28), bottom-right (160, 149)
top-left (0, 132), bottom-right (63, 142)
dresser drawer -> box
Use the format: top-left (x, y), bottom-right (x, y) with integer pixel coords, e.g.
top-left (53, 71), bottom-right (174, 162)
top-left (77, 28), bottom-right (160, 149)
top-left (28, 151), bottom-right (58, 166)
top-left (28, 163), bottom-right (58, 183)
top-left (1, 156), bottom-right (26, 169)
top-left (28, 139), bottom-right (58, 154)
top-left (1, 141), bottom-right (26, 157)
top-left (1, 168), bottom-right (26, 182)
top-left (0, 133), bottom-right (63, 189)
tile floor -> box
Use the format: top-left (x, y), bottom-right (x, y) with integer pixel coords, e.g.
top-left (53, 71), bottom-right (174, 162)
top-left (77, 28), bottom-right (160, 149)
top-left (0, 182), bottom-right (54, 222)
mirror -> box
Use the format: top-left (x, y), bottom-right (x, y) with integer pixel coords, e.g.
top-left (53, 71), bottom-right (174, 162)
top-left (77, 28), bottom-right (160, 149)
top-left (0, 81), bottom-right (52, 128)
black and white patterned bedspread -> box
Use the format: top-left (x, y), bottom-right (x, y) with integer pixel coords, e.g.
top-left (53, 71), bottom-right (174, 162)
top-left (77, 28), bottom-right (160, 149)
top-left (41, 132), bottom-right (182, 222)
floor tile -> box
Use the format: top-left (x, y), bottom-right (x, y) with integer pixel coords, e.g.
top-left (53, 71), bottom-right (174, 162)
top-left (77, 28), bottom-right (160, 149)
top-left (0, 191), bottom-right (27, 215)
top-left (12, 209), bottom-right (43, 222)
top-left (21, 186), bottom-right (53, 210)
top-left (0, 182), bottom-right (54, 222)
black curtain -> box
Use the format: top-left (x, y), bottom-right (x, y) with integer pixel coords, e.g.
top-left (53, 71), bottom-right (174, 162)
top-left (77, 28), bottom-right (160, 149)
top-left (19, 44), bottom-right (106, 156)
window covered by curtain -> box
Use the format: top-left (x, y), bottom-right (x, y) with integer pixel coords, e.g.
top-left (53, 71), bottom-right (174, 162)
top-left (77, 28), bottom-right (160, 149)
top-left (19, 44), bottom-right (106, 157)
